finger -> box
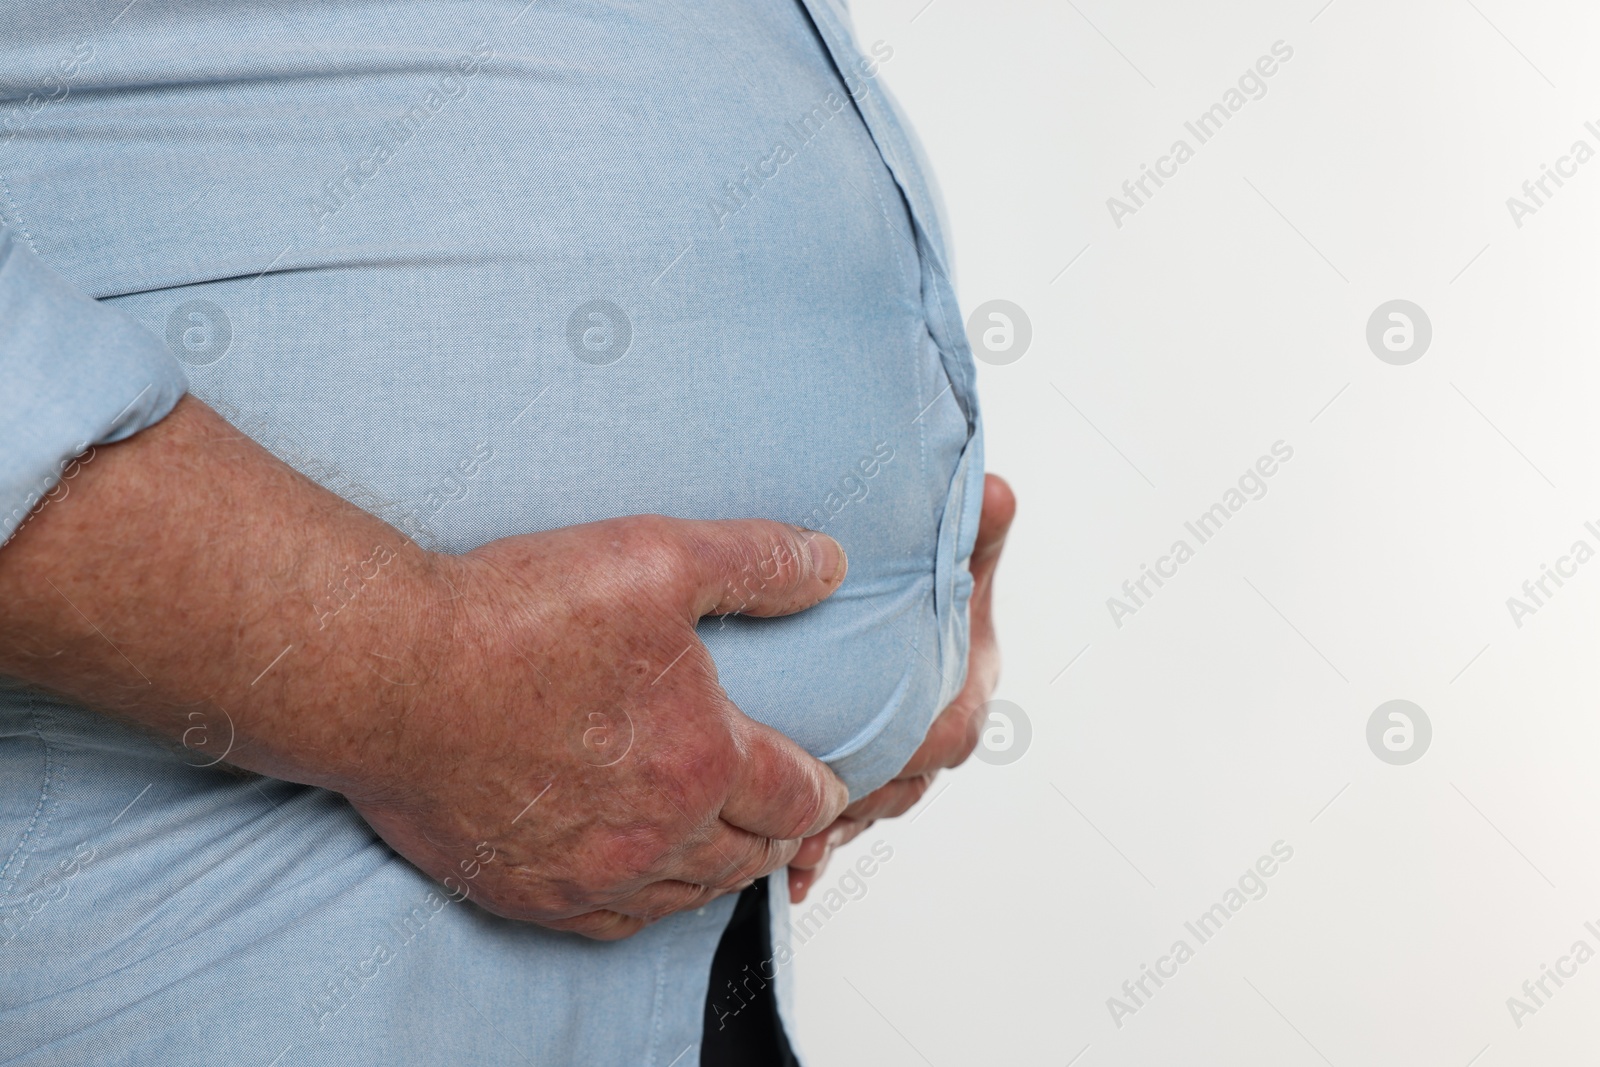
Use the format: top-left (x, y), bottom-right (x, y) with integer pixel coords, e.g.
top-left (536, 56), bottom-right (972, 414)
top-left (602, 879), bottom-right (726, 920)
top-left (897, 696), bottom-right (985, 778)
top-left (964, 474), bottom-right (1014, 657)
top-left (789, 853), bottom-right (830, 903)
top-left (664, 821), bottom-right (801, 889)
top-left (789, 818), bottom-right (874, 903)
top-left (827, 816), bottom-right (873, 853)
top-left (720, 718), bottom-right (849, 840)
top-left (789, 819), bottom-right (851, 872)
top-left (548, 909), bottom-right (652, 942)
top-left (840, 774), bottom-right (936, 823)
top-left (792, 815), bottom-right (876, 872)
top-left (888, 476), bottom-right (1016, 779)
top-left (666, 517), bottom-right (848, 619)
top-left (971, 474), bottom-right (1017, 578)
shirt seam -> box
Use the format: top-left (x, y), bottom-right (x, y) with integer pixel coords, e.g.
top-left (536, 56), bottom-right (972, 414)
top-left (0, 172), bottom-right (42, 255)
top-left (0, 695), bottom-right (60, 897)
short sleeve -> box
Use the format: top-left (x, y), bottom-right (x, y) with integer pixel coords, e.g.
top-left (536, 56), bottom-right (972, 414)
top-left (0, 226), bottom-right (188, 546)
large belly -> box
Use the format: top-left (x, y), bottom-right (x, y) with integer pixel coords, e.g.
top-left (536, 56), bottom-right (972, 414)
top-left (6, 0), bottom-right (975, 795)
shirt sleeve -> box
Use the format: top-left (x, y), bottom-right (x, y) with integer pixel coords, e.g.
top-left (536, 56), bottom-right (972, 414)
top-left (0, 225), bottom-right (188, 546)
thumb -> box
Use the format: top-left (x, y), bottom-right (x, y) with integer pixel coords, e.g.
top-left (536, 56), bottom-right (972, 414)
top-left (667, 518), bottom-right (848, 619)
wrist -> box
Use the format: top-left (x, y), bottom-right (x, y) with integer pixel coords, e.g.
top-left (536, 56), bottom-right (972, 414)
top-left (238, 538), bottom-right (464, 799)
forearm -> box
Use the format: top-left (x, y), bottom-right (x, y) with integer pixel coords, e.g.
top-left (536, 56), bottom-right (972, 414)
top-left (0, 394), bottom-right (442, 793)
top-left (0, 393), bottom-right (852, 934)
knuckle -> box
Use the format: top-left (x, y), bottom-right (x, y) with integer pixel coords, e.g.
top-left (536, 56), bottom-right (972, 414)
top-left (541, 873), bottom-right (607, 915)
top-left (724, 524), bottom-right (806, 605)
top-left (600, 512), bottom-right (664, 555)
top-left (646, 882), bottom-right (712, 919)
top-left (758, 527), bottom-right (806, 585)
top-left (617, 512), bottom-right (673, 543)
top-left (707, 854), bottom-right (749, 891)
top-left (560, 910), bottom-right (639, 941)
top-left (926, 703), bottom-right (981, 768)
top-left (730, 838), bottom-right (787, 886)
top-left (711, 838), bottom-right (781, 890)
top-left (765, 836), bottom-right (802, 872)
top-left (774, 775), bottom-right (828, 841)
top-left (618, 514), bottom-right (689, 573)
top-left (889, 776), bottom-right (933, 816)
top-left (849, 797), bottom-right (886, 823)
top-left (954, 708), bottom-right (986, 765)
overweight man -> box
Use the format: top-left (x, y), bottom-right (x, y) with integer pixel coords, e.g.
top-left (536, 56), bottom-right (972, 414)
top-left (0, 1), bottom-right (1012, 1063)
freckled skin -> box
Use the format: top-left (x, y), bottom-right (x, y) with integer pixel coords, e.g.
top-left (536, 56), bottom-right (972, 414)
top-left (0, 395), bottom-right (851, 940)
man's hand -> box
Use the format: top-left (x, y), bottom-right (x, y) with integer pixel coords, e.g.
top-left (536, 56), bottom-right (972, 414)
top-left (787, 473), bottom-right (1015, 903)
top-left (0, 396), bottom-right (849, 939)
top-left (353, 515), bottom-right (852, 939)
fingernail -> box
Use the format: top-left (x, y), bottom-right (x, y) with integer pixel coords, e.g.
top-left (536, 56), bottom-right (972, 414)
top-left (806, 533), bottom-right (847, 584)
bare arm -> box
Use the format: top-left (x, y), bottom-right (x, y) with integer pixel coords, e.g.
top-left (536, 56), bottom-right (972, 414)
top-left (0, 395), bottom-right (440, 786)
top-left (0, 394), bottom-right (850, 938)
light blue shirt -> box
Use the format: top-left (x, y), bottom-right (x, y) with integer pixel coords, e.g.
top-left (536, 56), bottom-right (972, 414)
top-left (0, 1), bottom-right (982, 1062)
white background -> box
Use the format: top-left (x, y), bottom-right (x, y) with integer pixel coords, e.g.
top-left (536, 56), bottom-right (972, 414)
top-left (793, 2), bottom-right (1600, 1064)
